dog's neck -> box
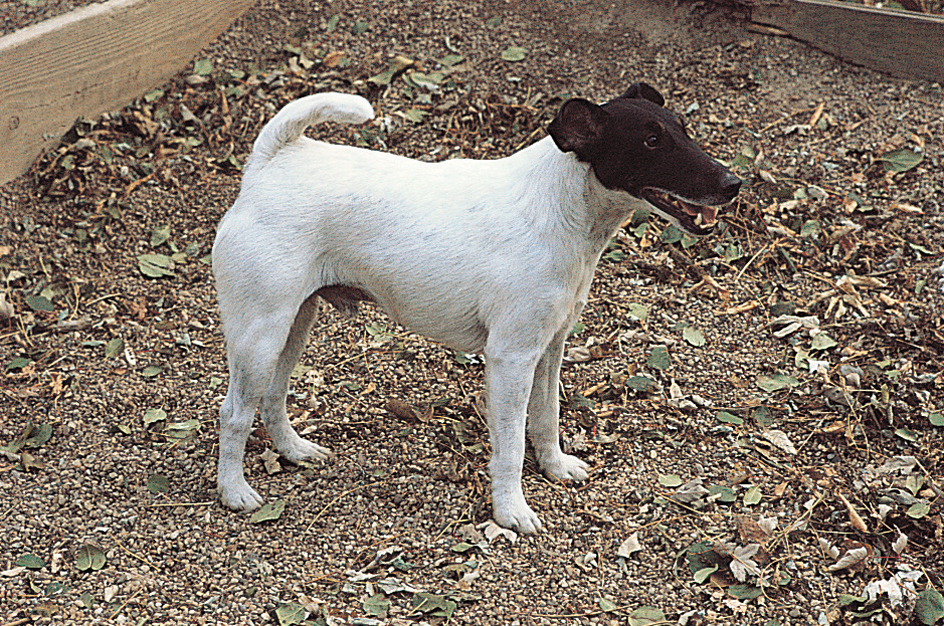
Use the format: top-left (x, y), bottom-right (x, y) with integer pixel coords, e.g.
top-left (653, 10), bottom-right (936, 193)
top-left (511, 137), bottom-right (642, 256)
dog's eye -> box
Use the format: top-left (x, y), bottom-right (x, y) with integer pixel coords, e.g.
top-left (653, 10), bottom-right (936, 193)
top-left (644, 134), bottom-right (660, 148)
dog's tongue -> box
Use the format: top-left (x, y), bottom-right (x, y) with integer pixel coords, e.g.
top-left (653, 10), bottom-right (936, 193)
top-left (682, 202), bottom-right (717, 227)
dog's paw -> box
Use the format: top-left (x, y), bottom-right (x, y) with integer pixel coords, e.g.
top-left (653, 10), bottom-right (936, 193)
top-left (277, 437), bottom-right (334, 465)
top-left (541, 453), bottom-right (590, 482)
top-left (218, 478), bottom-right (265, 512)
top-left (493, 494), bottom-right (543, 534)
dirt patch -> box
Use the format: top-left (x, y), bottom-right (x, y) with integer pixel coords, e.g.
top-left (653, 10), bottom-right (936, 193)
top-left (1, 0), bottom-right (942, 625)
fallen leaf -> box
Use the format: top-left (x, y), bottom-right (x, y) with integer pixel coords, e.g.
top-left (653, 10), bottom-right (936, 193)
top-left (617, 532), bottom-right (642, 558)
top-left (250, 500), bottom-right (285, 524)
top-left (762, 430), bottom-right (797, 455)
top-left (826, 546), bottom-right (869, 572)
top-left (477, 519), bottom-right (517, 544)
top-left (501, 46), bottom-right (527, 62)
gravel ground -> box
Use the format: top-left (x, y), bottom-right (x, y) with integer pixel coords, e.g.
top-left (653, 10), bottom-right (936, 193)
top-left (1, 1), bottom-right (942, 625)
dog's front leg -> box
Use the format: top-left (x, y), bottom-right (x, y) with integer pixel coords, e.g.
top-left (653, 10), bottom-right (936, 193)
top-left (484, 346), bottom-right (543, 533)
top-left (527, 328), bottom-right (590, 482)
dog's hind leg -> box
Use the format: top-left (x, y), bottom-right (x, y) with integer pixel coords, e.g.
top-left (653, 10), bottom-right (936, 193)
top-left (527, 329), bottom-right (590, 483)
top-left (217, 316), bottom-right (295, 511)
top-left (258, 296), bottom-right (333, 465)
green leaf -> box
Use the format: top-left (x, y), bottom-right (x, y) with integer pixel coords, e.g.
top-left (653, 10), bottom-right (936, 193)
top-left (694, 565), bottom-right (718, 583)
top-left (715, 411), bottom-right (743, 425)
top-left (626, 302), bottom-right (649, 322)
top-left (451, 542), bottom-right (475, 553)
top-left (143, 408), bottom-right (167, 425)
top-left (250, 499), bottom-right (285, 523)
top-left (412, 592), bottom-right (457, 618)
top-left (16, 553), bottom-right (45, 570)
top-left (363, 593), bottom-right (390, 618)
top-left (915, 589), bottom-right (944, 625)
top-left (150, 225), bottom-right (171, 247)
top-left (907, 501), bottom-right (930, 519)
top-left (800, 220), bottom-right (821, 238)
top-left (438, 54), bottom-right (465, 66)
top-left (743, 485), bottom-right (762, 505)
top-left (752, 406), bottom-right (775, 427)
top-left (810, 333), bottom-right (837, 351)
top-left (6, 356), bottom-right (30, 371)
top-left (682, 325), bottom-right (705, 347)
top-left (104, 337), bottom-right (124, 358)
top-left (658, 474), bottom-right (683, 487)
top-left (75, 544), bottom-right (106, 571)
top-left (877, 148), bottom-right (923, 173)
top-left (895, 427), bottom-right (918, 442)
top-left (325, 14), bottom-right (340, 31)
top-left (147, 474), bottom-right (169, 494)
top-left (193, 58), bottom-right (213, 75)
top-left (141, 365), bottom-right (162, 378)
top-left (352, 20), bottom-right (369, 35)
top-left (930, 412), bottom-right (944, 427)
top-left (724, 241), bottom-right (745, 262)
top-left (24, 423), bottom-right (52, 448)
top-left (143, 89), bottom-right (164, 103)
top-left (599, 598), bottom-right (618, 612)
top-left (275, 602), bottom-right (307, 626)
top-left (728, 584), bottom-right (764, 599)
top-left (625, 375), bottom-right (659, 393)
top-left (756, 374), bottom-right (800, 392)
top-left (405, 108), bottom-right (425, 123)
top-left (25, 294), bottom-right (55, 312)
top-left (628, 606), bottom-right (666, 626)
top-left (660, 224), bottom-right (683, 244)
top-left (137, 253), bottom-right (174, 278)
top-left (708, 484), bottom-right (737, 503)
top-left (501, 46), bottom-right (527, 62)
top-left (646, 346), bottom-right (671, 370)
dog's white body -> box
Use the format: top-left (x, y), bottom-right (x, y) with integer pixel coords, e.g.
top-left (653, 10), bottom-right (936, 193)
top-left (214, 91), bottom-right (737, 532)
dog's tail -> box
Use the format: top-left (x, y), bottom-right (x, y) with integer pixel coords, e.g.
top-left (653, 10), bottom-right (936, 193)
top-left (248, 92), bottom-right (375, 167)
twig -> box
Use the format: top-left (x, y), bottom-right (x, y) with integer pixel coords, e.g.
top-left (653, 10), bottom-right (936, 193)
top-left (305, 482), bottom-right (379, 534)
top-left (108, 586), bottom-right (144, 621)
top-left (109, 531), bottom-right (159, 570)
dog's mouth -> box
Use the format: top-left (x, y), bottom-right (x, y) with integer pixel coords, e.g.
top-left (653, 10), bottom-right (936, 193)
top-left (638, 188), bottom-right (722, 237)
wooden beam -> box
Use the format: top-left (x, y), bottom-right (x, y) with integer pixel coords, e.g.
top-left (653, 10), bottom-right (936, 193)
top-left (752, 0), bottom-right (944, 83)
top-left (0, 0), bottom-right (256, 186)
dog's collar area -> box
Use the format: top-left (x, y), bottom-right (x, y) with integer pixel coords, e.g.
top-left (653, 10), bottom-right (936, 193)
top-left (638, 188), bottom-right (720, 237)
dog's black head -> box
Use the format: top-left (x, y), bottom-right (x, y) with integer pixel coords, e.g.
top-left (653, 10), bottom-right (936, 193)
top-left (548, 82), bottom-right (741, 236)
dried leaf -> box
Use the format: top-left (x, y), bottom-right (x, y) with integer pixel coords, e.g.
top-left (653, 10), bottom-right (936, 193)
top-left (617, 532), bottom-right (642, 558)
top-left (838, 492), bottom-right (869, 533)
top-left (826, 546), bottom-right (869, 572)
top-left (477, 519), bottom-right (517, 544)
top-left (762, 430), bottom-right (797, 455)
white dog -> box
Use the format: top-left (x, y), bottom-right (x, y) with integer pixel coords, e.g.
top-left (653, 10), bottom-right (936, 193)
top-left (213, 83), bottom-right (740, 533)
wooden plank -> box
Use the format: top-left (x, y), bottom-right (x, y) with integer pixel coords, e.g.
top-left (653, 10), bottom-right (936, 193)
top-left (752, 0), bottom-right (944, 83)
top-left (0, 0), bottom-right (256, 186)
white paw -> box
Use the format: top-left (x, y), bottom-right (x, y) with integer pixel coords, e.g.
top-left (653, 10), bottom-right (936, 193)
top-left (492, 492), bottom-right (543, 534)
top-left (218, 476), bottom-right (264, 512)
top-left (541, 453), bottom-right (590, 482)
top-left (277, 436), bottom-right (333, 465)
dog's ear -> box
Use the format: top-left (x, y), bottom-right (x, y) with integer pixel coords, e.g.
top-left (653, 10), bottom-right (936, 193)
top-left (621, 82), bottom-right (665, 107)
top-left (548, 99), bottom-right (609, 159)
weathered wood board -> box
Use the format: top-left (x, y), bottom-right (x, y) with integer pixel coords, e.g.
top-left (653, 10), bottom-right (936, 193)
top-left (0, 0), bottom-right (256, 186)
top-left (752, 0), bottom-right (944, 83)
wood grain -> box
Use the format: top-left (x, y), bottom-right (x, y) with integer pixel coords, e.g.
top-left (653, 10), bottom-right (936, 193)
top-left (752, 0), bottom-right (944, 83)
top-left (0, 0), bottom-right (256, 186)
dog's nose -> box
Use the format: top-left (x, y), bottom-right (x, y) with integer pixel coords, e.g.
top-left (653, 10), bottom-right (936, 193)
top-left (720, 171), bottom-right (741, 199)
